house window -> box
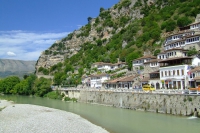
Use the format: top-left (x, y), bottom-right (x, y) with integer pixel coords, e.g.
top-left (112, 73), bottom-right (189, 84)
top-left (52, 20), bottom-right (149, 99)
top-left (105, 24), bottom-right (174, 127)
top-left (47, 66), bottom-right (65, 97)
top-left (182, 69), bottom-right (184, 75)
top-left (177, 70), bottom-right (180, 75)
top-left (161, 71), bottom-right (163, 77)
top-left (173, 70), bottom-right (176, 75)
top-left (165, 71), bottom-right (167, 76)
top-left (169, 70), bottom-right (171, 76)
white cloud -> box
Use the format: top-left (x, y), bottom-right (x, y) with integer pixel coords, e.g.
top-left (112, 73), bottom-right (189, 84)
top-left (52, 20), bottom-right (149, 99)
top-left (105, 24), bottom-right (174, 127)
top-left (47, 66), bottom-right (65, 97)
top-left (0, 30), bottom-right (70, 61)
top-left (7, 51), bottom-right (16, 56)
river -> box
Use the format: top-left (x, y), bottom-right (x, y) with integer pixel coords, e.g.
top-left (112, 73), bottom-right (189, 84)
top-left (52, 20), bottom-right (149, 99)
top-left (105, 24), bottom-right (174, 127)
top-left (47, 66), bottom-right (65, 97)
top-left (1, 95), bottom-right (200, 133)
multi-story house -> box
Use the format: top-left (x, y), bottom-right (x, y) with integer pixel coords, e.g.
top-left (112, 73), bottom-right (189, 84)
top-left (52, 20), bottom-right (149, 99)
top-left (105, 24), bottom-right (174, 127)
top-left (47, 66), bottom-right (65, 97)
top-left (164, 15), bottom-right (200, 51)
top-left (91, 62), bottom-right (126, 72)
top-left (132, 55), bottom-right (156, 69)
top-left (89, 73), bottom-right (110, 88)
top-left (158, 48), bottom-right (192, 89)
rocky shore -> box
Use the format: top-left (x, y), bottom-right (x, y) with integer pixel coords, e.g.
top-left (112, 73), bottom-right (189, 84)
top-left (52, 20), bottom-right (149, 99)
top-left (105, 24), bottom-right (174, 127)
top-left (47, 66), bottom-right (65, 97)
top-left (0, 100), bottom-right (108, 133)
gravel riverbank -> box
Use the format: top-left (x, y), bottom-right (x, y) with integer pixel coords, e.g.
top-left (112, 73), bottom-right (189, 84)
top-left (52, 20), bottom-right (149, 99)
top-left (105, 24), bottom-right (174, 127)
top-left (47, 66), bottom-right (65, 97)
top-left (0, 100), bottom-right (108, 133)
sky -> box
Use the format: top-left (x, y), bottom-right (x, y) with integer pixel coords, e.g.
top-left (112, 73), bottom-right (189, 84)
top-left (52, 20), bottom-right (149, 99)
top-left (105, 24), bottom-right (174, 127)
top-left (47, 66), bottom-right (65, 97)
top-left (0, 0), bottom-right (119, 61)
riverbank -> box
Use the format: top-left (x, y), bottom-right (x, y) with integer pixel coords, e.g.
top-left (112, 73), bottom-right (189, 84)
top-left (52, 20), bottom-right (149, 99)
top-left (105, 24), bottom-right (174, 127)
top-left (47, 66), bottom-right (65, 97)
top-left (0, 100), bottom-right (108, 133)
top-left (79, 90), bottom-right (200, 117)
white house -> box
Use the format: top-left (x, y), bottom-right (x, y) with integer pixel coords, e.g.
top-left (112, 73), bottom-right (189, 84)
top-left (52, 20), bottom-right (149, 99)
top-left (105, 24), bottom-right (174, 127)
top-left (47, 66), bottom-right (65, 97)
top-left (159, 64), bottom-right (190, 89)
top-left (132, 55), bottom-right (156, 69)
top-left (91, 62), bottom-right (126, 72)
top-left (164, 33), bottom-right (200, 51)
top-left (81, 76), bottom-right (91, 87)
top-left (192, 55), bottom-right (200, 66)
top-left (187, 55), bottom-right (200, 87)
top-left (89, 73), bottom-right (110, 88)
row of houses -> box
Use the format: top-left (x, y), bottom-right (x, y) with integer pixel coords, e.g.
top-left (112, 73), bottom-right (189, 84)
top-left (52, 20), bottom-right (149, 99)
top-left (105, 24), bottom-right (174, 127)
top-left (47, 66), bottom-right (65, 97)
top-left (81, 15), bottom-right (200, 90)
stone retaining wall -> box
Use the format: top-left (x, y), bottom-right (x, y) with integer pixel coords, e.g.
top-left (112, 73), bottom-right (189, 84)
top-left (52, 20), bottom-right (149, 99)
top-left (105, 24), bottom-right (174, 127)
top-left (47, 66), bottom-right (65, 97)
top-left (79, 90), bottom-right (200, 116)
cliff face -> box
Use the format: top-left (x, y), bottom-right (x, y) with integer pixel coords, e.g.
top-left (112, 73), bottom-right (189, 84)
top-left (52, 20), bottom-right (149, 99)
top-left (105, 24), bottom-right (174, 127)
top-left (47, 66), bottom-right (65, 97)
top-left (35, 0), bottom-right (144, 74)
top-left (0, 59), bottom-right (36, 78)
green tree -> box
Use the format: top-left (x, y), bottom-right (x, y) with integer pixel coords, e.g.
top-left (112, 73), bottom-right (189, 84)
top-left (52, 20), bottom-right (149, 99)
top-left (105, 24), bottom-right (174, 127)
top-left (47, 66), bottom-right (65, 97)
top-left (177, 17), bottom-right (192, 27)
top-left (126, 52), bottom-right (140, 70)
top-left (154, 49), bottom-right (161, 56)
top-left (54, 72), bottom-right (65, 85)
top-left (11, 74), bottom-right (36, 95)
top-left (87, 17), bottom-right (92, 23)
top-left (33, 77), bottom-right (52, 97)
top-left (0, 76), bottom-right (20, 94)
top-left (187, 47), bottom-right (198, 56)
top-left (96, 39), bottom-right (102, 46)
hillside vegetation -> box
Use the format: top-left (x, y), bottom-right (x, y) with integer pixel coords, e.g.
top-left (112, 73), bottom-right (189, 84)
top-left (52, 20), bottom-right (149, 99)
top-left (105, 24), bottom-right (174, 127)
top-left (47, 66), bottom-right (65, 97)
top-left (36, 0), bottom-right (200, 86)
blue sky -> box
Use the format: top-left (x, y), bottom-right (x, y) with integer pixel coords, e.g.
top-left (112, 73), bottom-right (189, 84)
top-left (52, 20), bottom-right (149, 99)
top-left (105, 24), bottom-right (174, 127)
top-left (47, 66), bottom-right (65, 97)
top-left (0, 0), bottom-right (119, 61)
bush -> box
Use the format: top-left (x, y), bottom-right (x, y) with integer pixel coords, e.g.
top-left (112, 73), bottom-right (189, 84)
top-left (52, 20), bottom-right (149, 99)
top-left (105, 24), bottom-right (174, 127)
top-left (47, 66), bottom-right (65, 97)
top-left (71, 98), bottom-right (78, 102)
top-left (42, 69), bottom-right (49, 75)
top-left (187, 47), bottom-right (198, 56)
top-left (154, 49), bottom-right (161, 56)
top-left (38, 67), bottom-right (44, 72)
top-left (187, 96), bottom-right (192, 102)
top-left (45, 91), bottom-right (62, 100)
top-left (64, 97), bottom-right (71, 101)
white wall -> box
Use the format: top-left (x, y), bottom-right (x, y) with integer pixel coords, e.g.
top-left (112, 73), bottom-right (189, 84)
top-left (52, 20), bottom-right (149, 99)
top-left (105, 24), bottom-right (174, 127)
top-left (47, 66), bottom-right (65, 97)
top-left (192, 57), bottom-right (200, 66)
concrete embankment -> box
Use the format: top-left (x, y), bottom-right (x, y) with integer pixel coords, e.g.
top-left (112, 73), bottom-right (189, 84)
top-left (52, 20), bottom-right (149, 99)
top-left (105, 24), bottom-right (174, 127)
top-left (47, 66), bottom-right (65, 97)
top-left (0, 100), bottom-right (108, 133)
top-left (78, 90), bottom-right (200, 117)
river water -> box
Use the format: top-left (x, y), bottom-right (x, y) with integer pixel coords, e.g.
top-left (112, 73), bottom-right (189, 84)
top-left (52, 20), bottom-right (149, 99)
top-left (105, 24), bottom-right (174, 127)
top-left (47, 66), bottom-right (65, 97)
top-left (1, 95), bottom-right (200, 133)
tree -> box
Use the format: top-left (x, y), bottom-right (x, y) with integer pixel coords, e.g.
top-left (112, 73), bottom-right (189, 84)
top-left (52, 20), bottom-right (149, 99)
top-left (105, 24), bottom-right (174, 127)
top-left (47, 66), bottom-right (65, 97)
top-left (10, 74), bottom-right (36, 95)
top-left (23, 74), bottom-right (28, 79)
top-left (126, 52), bottom-right (140, 70)
top-left (65, 64), bottom-right (73, 73)
top-left (78, 68), bottom-right (84, 76)
top-left (87, 17), bottom-right (92, 23)
top-left (154, 49), bottom-right (161, 56)
top-left (100, 7), bottom-right (105, 12)
top-left (187, 47), bottom-right (198, 56)
top-left (177, 17), bottom-right (192, 27)
top-left (54, 72), bottom-right (65, 85)
top-left (96, 39), bottom-right (102, 46)
top-left (33, 77), bottom-right (52, 97)
top-left (0, 76), bottom-right (20, 94)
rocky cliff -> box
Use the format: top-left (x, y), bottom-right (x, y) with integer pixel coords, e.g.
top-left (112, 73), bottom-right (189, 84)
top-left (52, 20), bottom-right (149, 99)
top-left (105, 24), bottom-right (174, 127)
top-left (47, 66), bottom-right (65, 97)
top-left (0, 59), bottom-right (36, 78)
